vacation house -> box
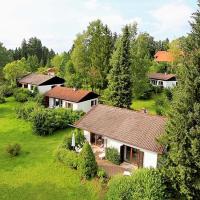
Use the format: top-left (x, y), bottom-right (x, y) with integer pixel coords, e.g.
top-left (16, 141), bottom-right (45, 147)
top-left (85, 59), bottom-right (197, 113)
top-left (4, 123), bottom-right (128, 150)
top-left (75, 104), bottom-right (166, 168)
top-left (18, 73), bottom-right (65, 94)
top-left (148, 73), bottom-right (177, 88)
top-left (45, 86), bottom-right (99, 113)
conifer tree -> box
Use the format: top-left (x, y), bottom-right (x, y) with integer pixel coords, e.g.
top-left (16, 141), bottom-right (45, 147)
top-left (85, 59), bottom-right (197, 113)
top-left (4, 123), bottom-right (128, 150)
top-left (161, 2), bottom-right (200, 198)
top-left (79, 142), bottom-right (97, 179)
top-left (107, 25), bottom-right (132, 108)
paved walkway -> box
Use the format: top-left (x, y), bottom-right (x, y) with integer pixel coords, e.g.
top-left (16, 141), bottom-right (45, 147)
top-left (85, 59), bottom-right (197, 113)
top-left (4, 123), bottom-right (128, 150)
top-left (97, 159), bottom-right (125, 177)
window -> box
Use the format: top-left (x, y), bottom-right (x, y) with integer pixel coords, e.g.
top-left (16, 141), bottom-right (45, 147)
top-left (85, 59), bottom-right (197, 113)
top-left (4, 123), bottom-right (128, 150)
top-left (51, 85), bottom-right (56, 89)
top-left (124, 146), bottom-right (138, 163)
top-left (24, 84), bottom-right (28, 88)
top-left (65, 102), bottom-right (73, 109)
top-left (54, 99), bottom-right (62, 107)
top-left (151, 80), bottom-right (157, 85)
top-left (91, 99), bottom-right (97, 107)
top-left (158, 81), bottom-right (163, 86)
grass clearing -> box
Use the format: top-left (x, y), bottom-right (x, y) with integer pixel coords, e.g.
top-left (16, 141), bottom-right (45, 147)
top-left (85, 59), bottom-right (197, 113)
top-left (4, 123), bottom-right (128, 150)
top-left (131, 98), bottom-right (157, 115)
top-left (131, 93), bottom-right (169, 115)
top-left (0, 97), bottom-right (103, 200)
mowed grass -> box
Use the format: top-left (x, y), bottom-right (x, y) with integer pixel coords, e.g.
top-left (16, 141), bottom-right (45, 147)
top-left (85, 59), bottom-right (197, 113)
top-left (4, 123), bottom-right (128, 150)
top-left (131, 98), bottom-right (157, 115)
top-left (0, 97), bottom-right (103, 200)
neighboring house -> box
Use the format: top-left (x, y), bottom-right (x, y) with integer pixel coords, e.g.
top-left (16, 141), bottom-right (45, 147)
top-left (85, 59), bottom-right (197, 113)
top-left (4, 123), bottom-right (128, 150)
top-left (148, 73), bottom-right (177, 88)
top-left (75, 104), bottom-right (166, 168)
top-left (154, 51), bottom-right (174, 63)
top-left (18, 73), bottom-right (65, 94)
top-left (45, 86), bottom-right (99, 113)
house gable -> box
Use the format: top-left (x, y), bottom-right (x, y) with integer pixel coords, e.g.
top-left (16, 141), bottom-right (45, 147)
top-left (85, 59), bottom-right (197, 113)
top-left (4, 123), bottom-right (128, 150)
top-left (39, 76), bottom-right (65, 86)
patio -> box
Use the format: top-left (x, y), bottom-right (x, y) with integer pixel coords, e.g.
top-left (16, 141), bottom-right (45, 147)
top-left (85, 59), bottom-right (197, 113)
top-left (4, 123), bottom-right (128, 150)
top-left (92, 145), bottom-right (136, 177)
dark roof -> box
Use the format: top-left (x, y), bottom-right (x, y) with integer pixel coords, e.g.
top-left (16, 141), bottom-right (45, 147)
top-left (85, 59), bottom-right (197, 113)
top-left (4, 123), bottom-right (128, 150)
top-left (75, 104), bottom-right (166, 153)
top-left (148, 73), bottom-right (176, 81)
top-left (18, 73), bottom-right (64, 86)
top-left (45, 86), bottom-right (99, 103)
top-left (154, 51), bottom-right (174, 62)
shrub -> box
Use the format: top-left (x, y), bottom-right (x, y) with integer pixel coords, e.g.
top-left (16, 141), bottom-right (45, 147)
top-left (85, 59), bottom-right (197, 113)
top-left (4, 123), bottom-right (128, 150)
top-left (0, 96), bottom-right (6, 104)
top-left (97, 168), bottom-right (107, 183)
top-left (62, 134), bottom-right (73, 150)
top-left (106, 175), bottom-right (134, 200)
top-left (0, 84), bottom-right (14, 97)
top-left (163, 88), bottom-right (173, 101)
top-left (55, 147), bottom-right (79, 169)
top-left (155, 107), bottom-right (163, 116)
top-left (13, 88), bottom-right (32, 102)
top-left (105, 147), bottom-right (121, 165)
top-left (79, 142), bottom-right (97, 179)
top-left (33, 93), bottom-right (45, 105)
top-left (16, 101), bottom-right (40, 120)
top-left (139, 84), bottom-right (154, 100)
top-left (31, 108), bottom-right (84, 136)
top-left (6, 143), bottom-right (21, 157)
top-left (31, 108), bottom-right (55, 136)
top-left (155, 94), bottom-right (169, 116)
top-left (106, 169), bottom-right (167, 200)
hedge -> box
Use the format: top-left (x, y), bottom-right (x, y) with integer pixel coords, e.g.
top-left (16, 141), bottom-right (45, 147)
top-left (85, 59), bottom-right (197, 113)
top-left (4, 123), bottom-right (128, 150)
top-left (106, 168), bottom-right (168, 200)
top-left (31, 108), bottom-right (84, 136)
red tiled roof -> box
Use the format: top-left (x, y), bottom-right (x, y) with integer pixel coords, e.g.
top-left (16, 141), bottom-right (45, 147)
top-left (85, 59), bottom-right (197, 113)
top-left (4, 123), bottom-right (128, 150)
top-left (75, 104), bottom-right (166, 153)
top-left (154, 51), bottom-right (174, 62)
top-left (45, 86), bottom-right (99, 103)
top-left (148, 73), bottom-right (176, 81)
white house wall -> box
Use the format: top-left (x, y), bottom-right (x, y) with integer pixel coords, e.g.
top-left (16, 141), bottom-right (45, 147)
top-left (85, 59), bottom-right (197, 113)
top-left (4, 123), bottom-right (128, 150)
top-left (84, 130), bottom-right (90, 143)
top-left (143, 151), bottom-right (158, 168)
top-left (163, 81), bottom-right (177, 88)
top-left (150, 79), bottom-right (177, 88)
top-left (48, 98), bottom-right (98, 113)
top-left (49, 98), bottom-right (54, 108)
top-left (106, 137), bottom-right (158, 168)
top-left (38, 84), bottom-right (63, 94)
top-left (28, 84), bottom-right (32, 90)
top-left (25, 84), bottom-right (62, 94)
top-left (84, 132), bottom-right (158, 168)
top-left (105, 137), bottom-right (123, 152)
top-left (76, 98), bottom-right (98, 113)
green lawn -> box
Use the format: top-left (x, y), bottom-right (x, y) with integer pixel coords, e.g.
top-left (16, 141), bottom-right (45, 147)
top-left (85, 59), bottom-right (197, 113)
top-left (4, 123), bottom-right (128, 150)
top-left (131, 93), bottom-right (170, 115)
top-left (0, 98), bottom-right (103, 200)
top-left (131, 98), bottom-right (157, 115)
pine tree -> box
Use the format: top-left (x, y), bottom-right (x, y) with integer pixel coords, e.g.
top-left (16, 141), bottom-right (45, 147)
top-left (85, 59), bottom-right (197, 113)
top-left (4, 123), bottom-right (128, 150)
top-left (161, 2), bottom-right (200, 199)
top-left (78, 142), bottom-right (97, 179)
top-left (107, 25), bottom-right (132, 108)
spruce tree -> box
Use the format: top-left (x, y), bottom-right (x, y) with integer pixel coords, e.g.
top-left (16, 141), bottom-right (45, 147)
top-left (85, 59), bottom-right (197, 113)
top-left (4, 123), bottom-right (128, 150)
top-left (161, 2), bottom-right (200, 199)
top-left (107, 25), bottom-right (132, 108)
top-left (79, 142), bottom-right (97, 179)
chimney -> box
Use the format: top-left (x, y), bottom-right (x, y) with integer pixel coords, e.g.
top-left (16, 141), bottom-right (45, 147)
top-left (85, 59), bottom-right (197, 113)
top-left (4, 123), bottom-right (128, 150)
top-left (143, 108), bottom-right (147, 114)
top-left (73, 87), bottom-right (77, 91)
